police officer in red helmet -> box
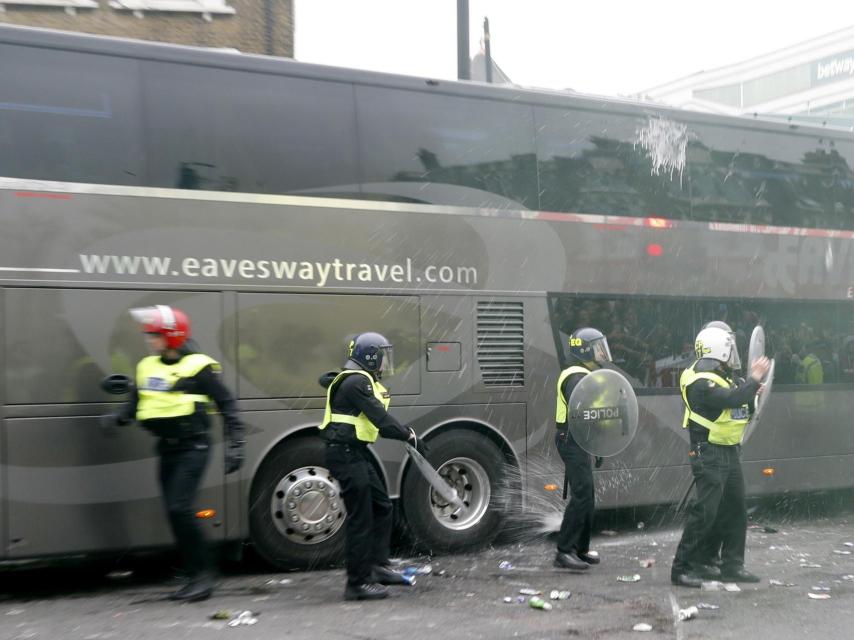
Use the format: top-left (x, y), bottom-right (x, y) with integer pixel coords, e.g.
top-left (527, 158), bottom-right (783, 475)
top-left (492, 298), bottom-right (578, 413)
top-left (113, 305), bottom-right (244, 602)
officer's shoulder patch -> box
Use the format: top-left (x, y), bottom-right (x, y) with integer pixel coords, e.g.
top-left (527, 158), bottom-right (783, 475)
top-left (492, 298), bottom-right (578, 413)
top-left (365, 383), bottom-right (373, 394)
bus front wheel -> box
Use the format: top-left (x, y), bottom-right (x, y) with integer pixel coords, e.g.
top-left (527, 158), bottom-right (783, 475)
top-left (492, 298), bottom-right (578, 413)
top-left (249, 436), bottom-right (346, 569)
top-left (401, 430), bottom-right (506, 552)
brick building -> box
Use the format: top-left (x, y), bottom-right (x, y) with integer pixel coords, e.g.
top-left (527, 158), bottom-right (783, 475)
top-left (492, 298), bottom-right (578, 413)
top-left (0, 0), bottom-right (293, 57)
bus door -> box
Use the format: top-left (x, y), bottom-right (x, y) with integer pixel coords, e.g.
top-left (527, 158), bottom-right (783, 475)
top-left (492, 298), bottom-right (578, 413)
top-left (3, 289), bottom-right (228, 558)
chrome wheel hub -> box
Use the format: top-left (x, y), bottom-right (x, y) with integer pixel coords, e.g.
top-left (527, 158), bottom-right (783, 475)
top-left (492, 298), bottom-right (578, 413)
top-left (270, 466), bottom-right (345, 545)
top-left (429, 457), bottom-right (491, 531)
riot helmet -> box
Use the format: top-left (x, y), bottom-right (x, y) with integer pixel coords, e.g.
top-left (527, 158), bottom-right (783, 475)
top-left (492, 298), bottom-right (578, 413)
top-left (702, 320), bottom-right (741, 369)
top-left (569, 327), bottom-right (612, 368)
top-left (694, 327), bottom-right (737, 368)
top-left (130, 305), bottom-right (190, 350)
top-left (345, 332), bottom-right (394, 378)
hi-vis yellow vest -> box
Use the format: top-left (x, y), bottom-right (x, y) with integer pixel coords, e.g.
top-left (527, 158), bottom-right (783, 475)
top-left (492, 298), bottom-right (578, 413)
top-left (680, 361), bottom-right (749, 446)
top-left (136, 353), bottom-right (219, 422)
top-left (555, 366), bottom-right (590, 424)
top-left (318, 369), bottom-right (390, 443)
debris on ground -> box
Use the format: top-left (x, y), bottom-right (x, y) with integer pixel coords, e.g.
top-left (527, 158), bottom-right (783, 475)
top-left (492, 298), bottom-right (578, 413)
top-left (696, 603), bottom-right (720, 610)
top-left (639, 558), bottom-right (656, 568)
top-left (403, 565), bottom-right (432, 577)
top-left (600, 530), bottom-right (618, 536)
top-left (502, 596), bottom-right (513, 603)
top-left (808, 593), bottom-right (831, 600)
top-left (227, 611), bottom-right (259, 627)
top-left (769, 579), bottom-right (797, 587)
top-left (832, 550), bottom-right (852, 555)
top-left (701, 581), bottom-right (722, 591)
top-left (632, 622), bottom-right (653, 632)
top-left (265, 578), bottom-right (293, 587)
top-left (678, 606), bottom-right (698, 621)
top-left (844, 542), bottom-right (854, 547)
top-left (211, 610), bottom-right (231, 620)
top-left (519, 588), bottom-right (542, 595)
top-left (637, 521), bottom-right (645, 530)
top-left (528, 596), bottom-right (552, 611)
top-left (498, 561), bottom-right (514, 570)
top-left (722, 583), bottom-right (741, 592)
top-left (5, 609), bottom-right (25, 616)
top-left (549, 590), bottom-right (571, 600)
top-left (810, 586), bottom-right (830, 592)
top-left (800, 563), bottom-right (822, 568)
top-left (617, 574), bottom-right (642, 582)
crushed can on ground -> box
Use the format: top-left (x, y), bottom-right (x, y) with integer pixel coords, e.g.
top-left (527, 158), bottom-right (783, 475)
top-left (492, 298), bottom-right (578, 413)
top-left (678, 606), bottom-right (699, 621)
top-left (632, 622), bottom-right (653, 632)
top-left (227, 611), bottom-right (259, 627)
top-left (617, 574), bottom-right (642, 582)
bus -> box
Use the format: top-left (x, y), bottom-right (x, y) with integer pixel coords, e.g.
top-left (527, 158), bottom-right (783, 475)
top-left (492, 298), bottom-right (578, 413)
top-left (2, 24), bottom-right (854, 569)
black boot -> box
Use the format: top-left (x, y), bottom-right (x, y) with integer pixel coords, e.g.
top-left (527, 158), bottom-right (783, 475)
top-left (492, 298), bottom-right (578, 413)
top-left (691, 563), bottom-right (722, 579)
top-left (554, 551), bottom-right (590, 571)
top-left (169, 572), bottom-right (214, 602)
top-left (372, 565), bottom-right (414, 586)
top-left (721, 567), bottom-right (760, 583)
top-left (578, 551), bottom-right (600, 565)
top-left (671, 572), bottom-right (704, 588)
top-left (344, 582), bottom-right (389, 601)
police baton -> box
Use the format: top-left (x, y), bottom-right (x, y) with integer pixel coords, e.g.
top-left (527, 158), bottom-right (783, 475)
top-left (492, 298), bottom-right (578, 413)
top-left (404, 443), bottom-right (464, 510)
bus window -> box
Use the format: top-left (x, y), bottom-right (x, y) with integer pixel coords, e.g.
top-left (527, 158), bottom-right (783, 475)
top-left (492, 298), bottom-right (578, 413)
top-left (0, 44), bottom-right (144, 186)
top-left (142, 62), bottom-right (359, 196)
top-left (228, 294), bottom-right (421, 399)
top-left (688, 124), bottom-right (854, 230)
top-left (534, 106), bottom-right (690, 220)
top-left (355, 86), bottom-right (538, 209)
top-left (548, 295), bottom-right (696, 388)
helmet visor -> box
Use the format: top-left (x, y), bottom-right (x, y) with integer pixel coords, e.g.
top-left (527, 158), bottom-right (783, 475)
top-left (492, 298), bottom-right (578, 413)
top-left (129, 305), bottom-right (176, 330)
top-left (378, 345), bottom-right (395, 376)
top-left (591, 337), bottom-right (612, 363)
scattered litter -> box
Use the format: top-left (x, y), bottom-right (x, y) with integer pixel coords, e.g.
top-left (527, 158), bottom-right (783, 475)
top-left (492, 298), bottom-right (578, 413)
top-left (519, 588), bottom-right (542, 595)
top-left (498, 561), bottom-right (514, 570)
top-left (516, 595), bottom-right (525, 604)
top-left (832, 550), bottom-right (852, 555)
top-left (227, 611), bottom-right (259, 627)
top-left (502, 597), bottom-right (513, 603)
top-left (465, 592), bottom-right (475, 597)
top-left (722, 583), bottom-right (741, 592)
top-left (211, 611), bottom-right (231, 620)
top-left (549, 590), bottom-right (571, 600)
top-left (764, 526), bottom-right (779, 533)
top-left (696, 603), bottom-right (720, 610)
top-left (617, 574), bottom-right (642, 583)
top-left (842, 575), bottom-right (854, 581)
top-left (437, 570), bottom-right (448, 577)
top-left (403, 565), bottom-right (432, 577)
top-left (632, 623), bottom-right (653, 632)
top-left (808, 593), bottom-right (831, 600)
top-left (528, 596), bottom-right (552, 611)
top-left (600, 530), bottom-right (618, 536)
top-left (106, 570), bottom-right (134, 580)
top-left (810, 586), bottom-right (831, 592)
top-left (844, 542), bottom-right (854, 548)
top-left (5, 609), bottom-right (25, 616)
top-left (700, 581), bottom-right (721, 591)
top-left (769, 579), bottom-right (796, 587)
top-left (800, 563), bottom-right (822, 568)
top-left (639, 558), bottom-right (656, 568)
top-left (650, 540), bottom-right (659, 547)
top-left (637, 521), bottom-right (645, 530)
top-left (678, 606), bottom-right (698, 621)
top-left (265, 578), bottom-right (293, 587)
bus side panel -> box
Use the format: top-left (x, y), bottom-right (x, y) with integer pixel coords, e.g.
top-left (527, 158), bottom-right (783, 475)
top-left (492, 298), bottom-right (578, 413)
top-left (3, 288), bottom-right (227, 558)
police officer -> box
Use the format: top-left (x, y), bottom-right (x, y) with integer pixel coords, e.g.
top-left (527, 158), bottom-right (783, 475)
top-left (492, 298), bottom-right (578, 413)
top-left (318, 332), bottom-right (426, 601)
top-left (671, 326), bottom-right (770, 588)
top-left (113, 305), bottom-right (245, 602)
top-left (553, 327), bottom-right (611, 571)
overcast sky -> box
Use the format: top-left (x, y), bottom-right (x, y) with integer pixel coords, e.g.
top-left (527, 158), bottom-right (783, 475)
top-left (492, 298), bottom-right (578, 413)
top-left (294, 1), bottom-right (854, 96)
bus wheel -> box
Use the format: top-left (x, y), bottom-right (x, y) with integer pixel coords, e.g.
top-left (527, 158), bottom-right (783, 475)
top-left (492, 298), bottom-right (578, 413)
top-left (401, 430), bottom-right (506, 552)
top-left (249, 437), bottom-right (346, 569)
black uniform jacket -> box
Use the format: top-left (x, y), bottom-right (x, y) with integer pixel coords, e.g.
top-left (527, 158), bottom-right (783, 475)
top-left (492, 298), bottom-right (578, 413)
top-left (685, 358), bottom-right (759, 447)
top-left (319, 369), bottom-right (411, 446)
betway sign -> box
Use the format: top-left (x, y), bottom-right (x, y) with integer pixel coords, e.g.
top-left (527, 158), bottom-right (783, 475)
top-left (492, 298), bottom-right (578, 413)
top-left (813, 50), bottom-right (854, 85)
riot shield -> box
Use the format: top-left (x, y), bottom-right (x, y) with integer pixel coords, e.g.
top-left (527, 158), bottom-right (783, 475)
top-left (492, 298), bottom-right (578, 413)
top-left (744, 325), bottom-right (775, 443)
top-left (567, 369), bottom-right (639, 457)
top-left (747, 325), bottom-right (766, 371)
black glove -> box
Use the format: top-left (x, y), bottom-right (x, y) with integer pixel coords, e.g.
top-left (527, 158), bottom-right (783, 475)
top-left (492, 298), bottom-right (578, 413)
top-left (408, 430), bottom-right (430, 458)
top-left (225, 441), bottom-right (245, 475)
top-left (101, 411), bottom-right (130, 429)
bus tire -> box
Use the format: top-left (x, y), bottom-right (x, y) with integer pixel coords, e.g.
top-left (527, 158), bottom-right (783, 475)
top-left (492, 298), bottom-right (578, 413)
top-left (249, 436), bottom-right (346, 570)
top-left (401, 430), bottom-right (506, 552)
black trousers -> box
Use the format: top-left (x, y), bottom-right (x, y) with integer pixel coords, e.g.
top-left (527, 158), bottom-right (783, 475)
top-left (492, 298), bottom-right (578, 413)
top-left (672, 442), bottom-right (747, 576)
top-left (555, 431), bottom-right (595, 555)
top-left (158, 438), bottom-right (211, 578)
top-left (326, 443), bottom-right (393, 586)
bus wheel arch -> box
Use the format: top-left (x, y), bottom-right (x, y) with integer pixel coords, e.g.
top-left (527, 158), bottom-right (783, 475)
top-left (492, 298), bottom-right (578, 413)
top-left (400, 421), bottom-right (520, 552)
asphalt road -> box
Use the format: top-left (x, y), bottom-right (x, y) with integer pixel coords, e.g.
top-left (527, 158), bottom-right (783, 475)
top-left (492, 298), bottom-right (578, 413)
top-left (1, 495), bottom-right (852, 640)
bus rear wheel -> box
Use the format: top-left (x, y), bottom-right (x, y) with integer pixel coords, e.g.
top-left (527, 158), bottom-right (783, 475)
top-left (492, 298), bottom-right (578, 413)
top-left (249, 437), bottom-right (346, 569)
top-left (401, 430), bottom-right (506, 552)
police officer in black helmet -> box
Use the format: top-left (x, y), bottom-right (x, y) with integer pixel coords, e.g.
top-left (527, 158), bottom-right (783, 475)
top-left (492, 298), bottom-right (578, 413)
top-left (553, 327), bottom-right (611, 571)
top-left (318, 332), bottom-right (427, 600)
